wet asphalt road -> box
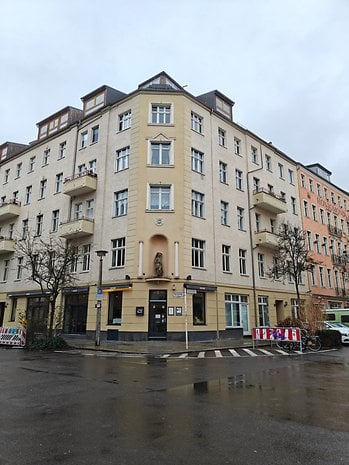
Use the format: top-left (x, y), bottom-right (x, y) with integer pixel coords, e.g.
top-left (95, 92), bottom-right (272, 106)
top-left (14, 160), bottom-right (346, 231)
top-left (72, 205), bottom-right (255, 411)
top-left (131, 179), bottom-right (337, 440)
top-left (0, 347), bottom-right (348, 465)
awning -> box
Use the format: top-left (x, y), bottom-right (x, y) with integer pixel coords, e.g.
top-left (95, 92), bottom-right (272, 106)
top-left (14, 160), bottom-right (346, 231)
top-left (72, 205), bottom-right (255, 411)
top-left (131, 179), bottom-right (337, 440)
top-left (7, 290), bottom-right (51, 298)
top-left (184, 283), bottom-right (217, 292)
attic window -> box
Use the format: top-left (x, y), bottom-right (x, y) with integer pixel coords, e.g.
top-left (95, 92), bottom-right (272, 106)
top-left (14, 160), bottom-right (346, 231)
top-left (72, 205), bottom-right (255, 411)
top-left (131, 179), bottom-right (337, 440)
top-left (85, 93), bottom-right (105, 115)
top-left (215, 96), bottom-right (232, 119)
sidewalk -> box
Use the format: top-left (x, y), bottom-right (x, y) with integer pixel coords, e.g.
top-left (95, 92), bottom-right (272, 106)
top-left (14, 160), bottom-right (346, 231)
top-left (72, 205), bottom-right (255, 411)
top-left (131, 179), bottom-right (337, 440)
top-left (65, 336), bottom-right (256, 356)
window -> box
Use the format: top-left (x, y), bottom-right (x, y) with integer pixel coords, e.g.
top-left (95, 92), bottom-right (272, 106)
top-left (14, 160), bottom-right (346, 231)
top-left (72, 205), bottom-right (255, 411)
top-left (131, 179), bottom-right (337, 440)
top-left (239, 249), bottom-right (247, 275)
top-left (150, 142), bottom-right (170, 165)
top-left (51, 210), bottom-right (59, 232)
top-left (331, 192), bottom-right (335, 204)
top-left (327, 269), bottom-right (332, 288)
top-left (91, 126), bottom-right (99, 144)
top-left (152, 104), bottom-right (171, 124)
top-left (270, 218), bottom-right (276, 233)
top-left (25, 185), bottom-right (32, 204)
top-left (114, 189), bottom-right (128, 216)
top-left (74, 202), bottom-right (83, 220)
top-left (265, 154), bottom-right (272, 171)
top-left (306, 231), bottom-right (312, 250)
top-left (219, 161), bottom-right (227, 183)
top-left (303, 200), bottom-right (309, 217)
top-left (86, 199), bottom-right (94, 219)
top-left (324, 187), bottom-right (328, 200)
top-left (29, 156), bottom-right (36, 172)
top-left (309, 179), bottom-right (314, 192)
top-left (218, 128), bottom-right (226, 146)
top-left (4, 169), bottom-right (10, 183)
top-left (35, 214), bottom-right (43, 236)
top-left (8, 223), bottom-right (14, 240)
top-left (288, 169), bottom-right (294, 184)
top-left (82, 244), bottom-right (91, 271)
top-left (258, 296), bottom-right (270, 326)
top-left (310, 266), bottom-right (316, 286)
top-left (58, 142), bottom-right (66, 159)
top-left (225, 294), bottom-right (249, 331)
top-left (322, 237), bottom-right (328, 255)
top-left (316, 183), bottom-right (322, 196)
top-left (251, 146), bottom-right (258, 164)
top-left (22, 219), bottom-right (28, 239)
top-left (191, 148), bottom-right (204, 173)
top-left (16, 257), bottom-right (23, 280)
top-left (80, 131), bottom-right (88, 148)
top-left (16, 162), bottom-right (22, 178)
top-left (320, 208), bottom-right (325, 224)
top-left (116, 146), bottom-right (130, 172)
top-left (192, 292), bottom-right (206, 325)
top-left (237, 207), bottom-right (244, 230)
top-left (78, 163), bottom-right (86, 175)
top-left (191, 112), bottom-right (203, 133)
top-left (111, 238), bottom-right (126, 267)
top-left (119, 110), bottom-right (131, 131)
top-left (192, 191), bottom-right (204, 218)
top-left (108, 291), bottom-right (123, 325)
top-left (255, 213), bottom-right (261, 232)
top-left (267, 184), bottom-right (274, 193)
top-left (258, 253), bottom-right (265, 277)
top-left (13, 191), bottom-right (19, 202)
top-left (319, 267), bottom-right (325, 287)
top-left (253, 177), bottom-right (260, 192)
top-left (301, 174), bottom-right (306, 188)
top-left (315, 234), bottom-right (320, 254)
top-left (278, 163), bottom-right (284, 178)
top-left (272, 256), bottom-right (280, 279)
top-left (192, 238), bottom-right (205, 268)
top-left (222, 245), bottom-right (231, 272)
top-left (221, 201), bottom-right (229, 225)
top-left (55, 173), bottom-right (63, 193)
top-left (70, 247), bottom-right (79, 273)
top-left (43, 148), bottom-right (50, 165)
top-left (2, 260), bottom-right (9, 282)
top-left (39, 179), bottom-right (47, 199)
top-left (234, 137), bottom-right (241, 155)
top-left (235, 169), bottom-right (243, 190)
top-left (149, 185), bottom-right (171, 210)
top-left (89, 159), bottom-right (97, 174)
top-left (291, 197), bottom-right (297, 214)
top-left (312, 204), bottom-right (317, 221)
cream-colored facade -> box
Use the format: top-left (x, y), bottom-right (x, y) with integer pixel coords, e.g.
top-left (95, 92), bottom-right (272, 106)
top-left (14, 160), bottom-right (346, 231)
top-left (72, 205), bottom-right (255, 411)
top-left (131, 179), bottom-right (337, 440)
top-left (0, 72), bottom-right (318, 341)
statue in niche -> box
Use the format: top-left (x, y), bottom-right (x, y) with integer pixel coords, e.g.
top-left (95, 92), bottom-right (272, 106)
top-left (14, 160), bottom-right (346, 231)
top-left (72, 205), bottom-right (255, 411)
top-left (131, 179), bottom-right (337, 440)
top-left (154, 252), bottom-right (163, 277)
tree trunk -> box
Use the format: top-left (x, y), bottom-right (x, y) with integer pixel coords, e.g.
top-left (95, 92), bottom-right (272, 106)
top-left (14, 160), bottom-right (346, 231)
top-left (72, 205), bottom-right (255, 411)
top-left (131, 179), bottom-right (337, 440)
top-left (48, 299), bottom-right (56, 338)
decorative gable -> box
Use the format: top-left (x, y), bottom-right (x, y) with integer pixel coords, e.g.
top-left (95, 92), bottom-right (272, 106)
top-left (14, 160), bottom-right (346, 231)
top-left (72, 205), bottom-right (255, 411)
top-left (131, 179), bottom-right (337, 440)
top-left (138, 72), bottom-right (184, 91)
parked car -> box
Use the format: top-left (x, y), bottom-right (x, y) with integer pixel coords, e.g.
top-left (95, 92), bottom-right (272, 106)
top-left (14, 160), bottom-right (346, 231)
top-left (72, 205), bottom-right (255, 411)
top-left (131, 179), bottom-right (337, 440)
top-left (323, 322), bottom-right (349, 344)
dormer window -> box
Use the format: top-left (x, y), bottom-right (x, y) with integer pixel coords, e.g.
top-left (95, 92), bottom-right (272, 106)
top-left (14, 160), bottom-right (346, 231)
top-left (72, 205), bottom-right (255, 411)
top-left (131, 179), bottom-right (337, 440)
top-left (84, 93), bottom-right (105, 116)
top-left (215, 96), bottom-right (232, 119)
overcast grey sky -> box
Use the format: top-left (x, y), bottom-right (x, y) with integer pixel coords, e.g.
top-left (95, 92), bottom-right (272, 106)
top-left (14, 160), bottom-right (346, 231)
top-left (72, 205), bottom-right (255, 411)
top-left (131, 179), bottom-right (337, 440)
top-left (1, 0), bottom-right (348, 190)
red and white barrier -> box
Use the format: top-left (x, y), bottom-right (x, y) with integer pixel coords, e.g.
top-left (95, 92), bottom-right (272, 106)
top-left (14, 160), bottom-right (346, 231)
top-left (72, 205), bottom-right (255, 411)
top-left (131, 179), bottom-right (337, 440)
top-left (0, 326), bottom-right (27, 347)
top-left (253, 327), bottom-right (301, 342)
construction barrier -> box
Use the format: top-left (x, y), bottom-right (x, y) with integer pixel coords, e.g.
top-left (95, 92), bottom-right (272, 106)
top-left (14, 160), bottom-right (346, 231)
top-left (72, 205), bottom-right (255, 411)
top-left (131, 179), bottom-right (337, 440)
top-left (252, 327), bottom-right (301, 347)
top-left (0, 326), bottom-right (27, 347)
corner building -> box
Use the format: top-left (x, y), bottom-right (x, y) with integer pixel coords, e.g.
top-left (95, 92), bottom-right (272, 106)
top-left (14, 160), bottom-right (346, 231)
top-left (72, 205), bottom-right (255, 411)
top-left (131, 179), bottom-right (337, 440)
top-left (0, 72), bottom-right (309, 340)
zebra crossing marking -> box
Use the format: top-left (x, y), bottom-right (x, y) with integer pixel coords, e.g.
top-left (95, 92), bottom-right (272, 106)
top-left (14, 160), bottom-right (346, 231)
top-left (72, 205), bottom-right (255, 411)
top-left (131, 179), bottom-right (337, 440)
top-left (257, 348), bottom-right (275, 356)
top-left (198, 351), bottom-right (205, 358)
top-left (229, 349), bottom-right (241, 357)
top-left (274, 349), bottom-right (290, 356)
top-left (214, 350), bottom-right (223, 358)
top-left (178, 353), bottom-right (188, 358)
top-left (242, 348), bottom-right (258, 357)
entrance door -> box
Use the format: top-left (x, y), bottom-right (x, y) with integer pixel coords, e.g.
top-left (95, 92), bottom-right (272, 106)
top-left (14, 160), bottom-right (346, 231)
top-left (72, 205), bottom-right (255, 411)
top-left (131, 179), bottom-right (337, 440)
top-left (63, 293), bottom-right (88, 334)
top-left (148, 290), bottom-right (167, 339)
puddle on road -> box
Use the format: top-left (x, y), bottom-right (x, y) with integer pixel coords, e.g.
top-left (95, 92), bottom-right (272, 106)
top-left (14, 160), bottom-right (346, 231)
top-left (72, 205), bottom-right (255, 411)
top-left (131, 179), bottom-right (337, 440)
top-left (168, 363), bottom-right (349, 432)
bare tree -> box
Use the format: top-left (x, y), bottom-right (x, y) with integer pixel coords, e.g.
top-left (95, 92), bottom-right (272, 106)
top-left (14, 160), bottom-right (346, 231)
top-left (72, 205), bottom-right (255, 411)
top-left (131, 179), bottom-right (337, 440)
top-left (269, 223), bottom-right (318, 320)
top-left (16, 234), bottom-right (79, 338)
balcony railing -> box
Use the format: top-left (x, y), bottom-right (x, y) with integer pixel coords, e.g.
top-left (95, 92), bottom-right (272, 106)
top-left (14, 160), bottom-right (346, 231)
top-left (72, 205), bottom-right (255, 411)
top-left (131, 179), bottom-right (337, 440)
top-left (0, 236), bottom-right (15, 254)
top-left (0, 199), bottom-right (21, 221)
top-left (252, 188), bottom-right (287, 214)
top-left (254, 229), bottom-right (279, 249)
top-left (63, 171), bottom-right (97, 196)
top-left (328, 224), bottom-right (343, 238)
top-left (58, 217), bottom-right (94, 239)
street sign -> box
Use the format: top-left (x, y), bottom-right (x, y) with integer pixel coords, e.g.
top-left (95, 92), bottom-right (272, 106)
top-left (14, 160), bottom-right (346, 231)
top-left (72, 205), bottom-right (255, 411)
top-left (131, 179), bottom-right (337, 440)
top-left (186, 289), bottom-right (197, 294)
top-left (96, 288), bottom-right (103, 301)
top-left (173, 292), bottom-right (184, 298)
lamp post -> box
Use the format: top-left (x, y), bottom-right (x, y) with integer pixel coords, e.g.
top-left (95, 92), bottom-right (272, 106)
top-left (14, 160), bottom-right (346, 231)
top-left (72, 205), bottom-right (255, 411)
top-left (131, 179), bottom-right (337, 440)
top-left (95, 250), bottom-right (108, 346)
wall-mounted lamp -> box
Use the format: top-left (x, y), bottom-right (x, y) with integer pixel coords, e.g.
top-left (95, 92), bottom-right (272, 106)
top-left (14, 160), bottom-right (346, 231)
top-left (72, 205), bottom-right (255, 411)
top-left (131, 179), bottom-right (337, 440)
top-left (125, 275), bottom-right (131, 280)
top-left (186, 275), bottom-right (192, 280)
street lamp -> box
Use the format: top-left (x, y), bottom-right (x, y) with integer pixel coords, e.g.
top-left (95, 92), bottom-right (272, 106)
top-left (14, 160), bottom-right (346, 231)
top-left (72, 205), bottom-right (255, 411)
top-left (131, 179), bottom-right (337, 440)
top-left (95, 250), bottom-right (108, 346)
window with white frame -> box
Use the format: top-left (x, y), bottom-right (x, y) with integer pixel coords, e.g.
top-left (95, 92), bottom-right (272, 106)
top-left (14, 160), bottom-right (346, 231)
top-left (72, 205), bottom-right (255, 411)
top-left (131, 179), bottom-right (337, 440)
top-left (192, 191), bottom-right (204, 218)
top-left (225, 294), bottom-right (249, 330)
top-left (322, 237), bottom-right (328, 255)
top-left (82, 244), bottom-right (91, 271)
top-left (39, 179), bottom-right (47, 199)
top-left (55, 173), bottom-right (63, 193)
top-left (25, 185), bottom-right (32, 204)
top-left (116, 146), bottom-right (130, 172)
top-left (91, 126), bottom-right (99, 144)
top-left (288, 169), bottom-right (294, 184)
top-left (149, 185), bottom-right (171, 210)
top-left (192, 238), bottom-right (205, 268)
top-left (257, 253), bottom-right (265, 277)
top-left (2, 259), bottom-right (9, 281)
top-left (309, 178), bottom-right (314, 192)
top-left (16, 163), bottom-right (22, 178)
top-left (234, 137), bottom-right (241, 155)
top-left (22, 219), bottom-right (28, 239)
top-left (239, 249), bottom-right (247, 275)
top-left (111, 238), bottom-right (126, 267)
top-left (278, 163), bottom-right (284, 178)
top-left (80, 131), bottom-right (88, 148)
top-left (301, 174), bottom-right (306, 188)
top-left (86, 199), bottom-right (94, 219)
top-left (51, 210), bottom-right (59, 232)
top-left (152, 104), bottom-right (171, 124)
top-left (310, 266), bottom-right (316, 286)
top-left (150, 142), bottom-right (171, 165)
top-left (291, 196), bottom-right (297, 214)
top-left (191, 148), bottom-right (204, 173)
top-left (74, 202), bottom-right (83, 220)
top-left (307, 231), bottom-right (312, 250)
top-left (258, 296), bottom-right (269, 326)
top-left (114, 189), bottom-right (128, 216)
top-left (89, 159), bottom-right (96, 174)
top-left (303, 200), bottom-right (309, 217)
top-left (43, 148), bottom-right (50, 165)
top-left (265, 154), bottom-right (272, 171)
top-left (319, 266), bottom-right (325, 287)
top-left (327, 269), bottom-right (332, 288)
top-left (253, 177), bottom-right (260, 192)
top-left (220, 201), bottom-right (229, 226)
top-left (255, 213), bottom-right (261, 232)
top-left (29, 156), bottom-right (36, 172)
top-left (312, 204), bottom-right (317, 221)
top-left (16, 257), bottom-right (23, 280)
top-left (219, 161), bottom-right (227, 183)
top-left (218, 128), bottom-right (226, 146)
top-left (237, 207), bottom-right (244, 230)
top-left (4, 169), bottom-right (10, 183)
top-left (315, 233), bottom-right (320, 254)
top-left (70, 246), bottom-right (79, 273)
top-left (119, 110), bottom-right (131, 131)
top-left (8, 223), bottom-right (14, 240)
top-left (251, 146), bottom-right (258, 164)
top-left (59, 142), bottom-right (66, 159)
top-left (191, 112), bottom-right (203, 133)
top-left (35, 214), bottom-right (43, 236)
top-left (235, 169), bottom-right (243, 190)
top-left (222, 245), bottom-right (231, 272)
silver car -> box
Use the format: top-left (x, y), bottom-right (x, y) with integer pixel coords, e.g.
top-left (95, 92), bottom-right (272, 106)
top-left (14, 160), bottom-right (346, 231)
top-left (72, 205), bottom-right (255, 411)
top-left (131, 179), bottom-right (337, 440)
top-left (323, 322), bottom-right (349, 344)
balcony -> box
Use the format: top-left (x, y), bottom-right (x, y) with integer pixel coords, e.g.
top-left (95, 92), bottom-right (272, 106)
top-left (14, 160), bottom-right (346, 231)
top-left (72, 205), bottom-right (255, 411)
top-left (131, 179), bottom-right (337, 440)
top-left (252, 188), bottom-right (287, 214)
top-left (254, 230), bottom-right (279, 249)
top-left (58, 217), bottom-right (94, 239)
top-left (0, 237), bottom-right (15, 254)
top-left (0, 200), bottom-right (21, 222)
top-left (328, 224), bottom-right (343, 238)
top-left (63, 171), bottom-right (97, 197)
